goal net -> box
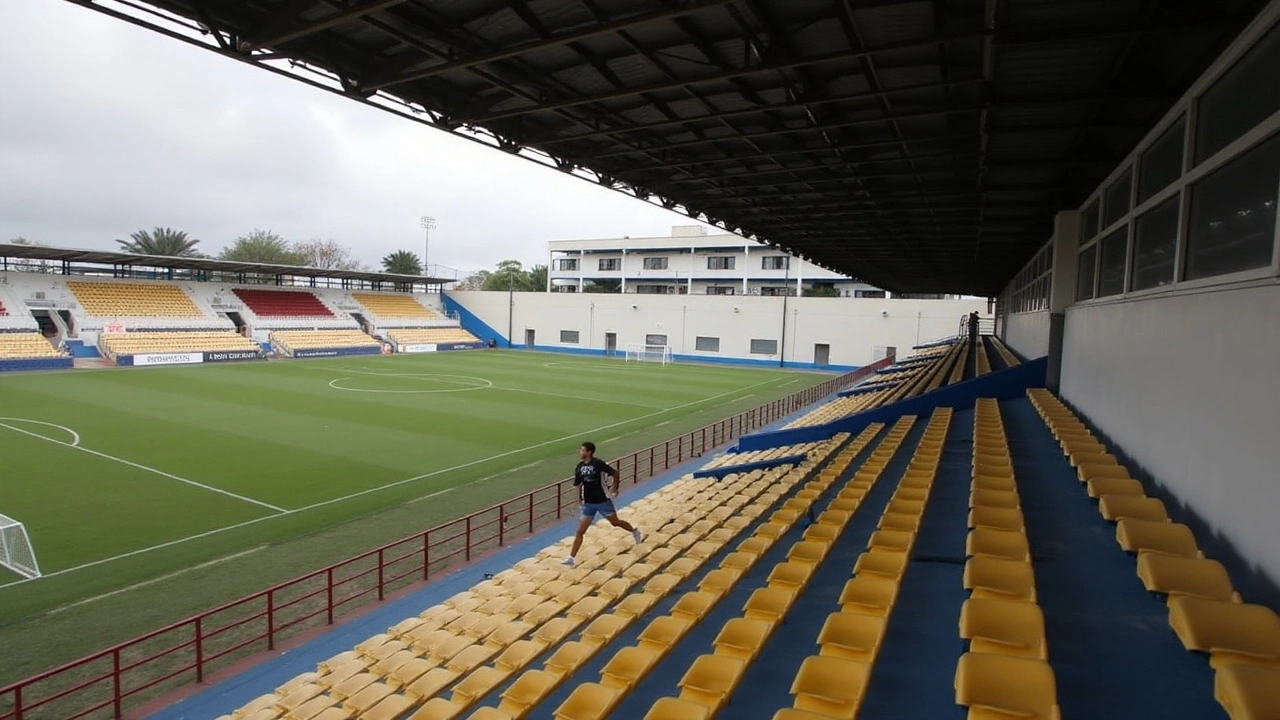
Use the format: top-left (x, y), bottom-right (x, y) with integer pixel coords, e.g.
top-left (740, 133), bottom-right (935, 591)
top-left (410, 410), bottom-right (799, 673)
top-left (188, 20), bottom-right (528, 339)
top-left (625, 343), bottom-right (673, 365)
top-left (0, 514), bottom-right (41, 579)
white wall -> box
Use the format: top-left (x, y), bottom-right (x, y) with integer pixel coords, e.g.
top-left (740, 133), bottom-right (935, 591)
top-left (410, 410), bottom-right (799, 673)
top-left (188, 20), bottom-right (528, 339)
top-left (1060, 282), bottom-right (1280, 582)
top-left (1004, 311), bottom-right (1050, 359)
top-left (450, 291), bottom-right (986, 368)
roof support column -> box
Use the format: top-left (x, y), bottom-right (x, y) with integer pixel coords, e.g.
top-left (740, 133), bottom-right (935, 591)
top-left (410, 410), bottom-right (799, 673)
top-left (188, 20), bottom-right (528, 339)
top-left (1046, 210), bottom-right (1082, 393)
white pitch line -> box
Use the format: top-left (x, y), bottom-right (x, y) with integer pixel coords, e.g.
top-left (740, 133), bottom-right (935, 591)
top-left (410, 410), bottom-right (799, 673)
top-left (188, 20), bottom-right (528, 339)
top-left (0, 423), bottom-right (286, 514)
top-left (0, 375), bottom-right (789, 590)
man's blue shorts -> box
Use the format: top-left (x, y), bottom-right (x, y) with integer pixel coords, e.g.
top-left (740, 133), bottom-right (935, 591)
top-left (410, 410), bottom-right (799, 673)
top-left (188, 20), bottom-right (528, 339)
top-left (581, 500), bottom-right (617, 519)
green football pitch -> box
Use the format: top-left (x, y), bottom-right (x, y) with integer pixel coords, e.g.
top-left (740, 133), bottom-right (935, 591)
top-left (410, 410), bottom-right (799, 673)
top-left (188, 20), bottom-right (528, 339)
top-left (0, 351), bottom-right (819, 627)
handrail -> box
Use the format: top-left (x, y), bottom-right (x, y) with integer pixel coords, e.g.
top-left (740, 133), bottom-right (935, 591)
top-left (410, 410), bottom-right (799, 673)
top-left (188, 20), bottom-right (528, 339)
top-left (0, 359), bottom-right (891, 720)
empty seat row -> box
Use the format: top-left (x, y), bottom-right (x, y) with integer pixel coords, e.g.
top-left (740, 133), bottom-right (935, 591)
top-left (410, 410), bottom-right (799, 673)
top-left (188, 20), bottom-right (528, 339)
top-left (1027, 389), bottom-right (1280, 720)
top-left (699, 442), bottom-right (826, 471)
top-left (768, 409), bottom-right (950, 720)
top-left (387, 328), bottom-right (482, 346)
top-left (271, 330), bottom-right (379, 354)
top-left (67, 281), bottom-right (204, 317)
top-left (0, 332), bottom-right (62, 359)
top-left (955, 398), bottom-right (1060, 720)
top-left (987, 336), bottom-right (1021, 368)
top-left (352, 293), bottom-right (438, 320)
top-left (974, 340), bottom-right (992, 377)
top-left (234, 288), bottom-right (335, 318)
top-left (98, 331), bottom-right (259, 357)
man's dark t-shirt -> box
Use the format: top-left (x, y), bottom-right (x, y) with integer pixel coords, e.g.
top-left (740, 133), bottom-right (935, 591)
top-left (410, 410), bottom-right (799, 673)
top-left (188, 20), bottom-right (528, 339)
top-left (575, 458), bottom-right (616, 504)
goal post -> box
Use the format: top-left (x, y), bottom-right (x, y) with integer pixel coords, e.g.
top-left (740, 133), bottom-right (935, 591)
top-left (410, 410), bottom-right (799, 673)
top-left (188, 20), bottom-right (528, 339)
top-left (0, 514), bottom-right (41, 579)
top-left (624, 343), bottom-right (673, 365)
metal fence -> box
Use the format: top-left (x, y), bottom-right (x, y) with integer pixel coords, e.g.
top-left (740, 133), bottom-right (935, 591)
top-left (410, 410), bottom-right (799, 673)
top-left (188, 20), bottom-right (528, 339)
top-left (0, 359), bottom-right (891, 720)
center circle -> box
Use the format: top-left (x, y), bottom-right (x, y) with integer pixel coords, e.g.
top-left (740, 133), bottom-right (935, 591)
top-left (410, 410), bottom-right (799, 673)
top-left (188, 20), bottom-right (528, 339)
top-left (328, 373), bottom-right (493, 394)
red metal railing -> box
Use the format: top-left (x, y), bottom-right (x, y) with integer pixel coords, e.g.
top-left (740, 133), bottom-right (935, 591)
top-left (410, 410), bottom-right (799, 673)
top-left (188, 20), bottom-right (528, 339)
top-left (0, 359), bottom-right (891, 720)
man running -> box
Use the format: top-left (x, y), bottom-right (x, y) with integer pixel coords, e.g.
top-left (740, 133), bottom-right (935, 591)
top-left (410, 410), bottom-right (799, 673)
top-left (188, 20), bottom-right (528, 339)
top-left (563, 441), bottom-right (642, 566)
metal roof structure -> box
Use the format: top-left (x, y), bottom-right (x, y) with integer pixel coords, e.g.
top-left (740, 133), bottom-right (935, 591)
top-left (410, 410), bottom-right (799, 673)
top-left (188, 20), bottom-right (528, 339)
top-left (0, 243), bottom-right (448, 285)
top-left (68, 0), bottom-right (1268, 294)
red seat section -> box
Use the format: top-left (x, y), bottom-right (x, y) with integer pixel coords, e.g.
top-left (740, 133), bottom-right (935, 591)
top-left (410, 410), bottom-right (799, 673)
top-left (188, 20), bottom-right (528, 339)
top-left (233, 289), bottom-right (334, 318)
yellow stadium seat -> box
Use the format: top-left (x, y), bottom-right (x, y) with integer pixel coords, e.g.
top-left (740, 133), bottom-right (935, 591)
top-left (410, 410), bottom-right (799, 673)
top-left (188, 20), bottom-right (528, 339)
top-left (1167, 597), bottom-right (1280, 668)
top-left (839, 577), bottom-right (898, 617)
top-left (671, 592), bottom-right (719, 623)
top-left (553, 683), bottom-right (621, 720)
top-left (642, 697), bottom-right (711, 720)
top-left (1085, 477), bottom-right (1146, 499)
top-left (817, 612), bottom-right (886, 663)
top-left (467, 708), bottom-right (514, 720)
top-left (698, 568), bottom-right (742, 596)
top-left (580, 614), bottom-right (630, 649)
top-left (544, 641), bottom-right (597, 679)
top-left (406, 668), bottom-right (462, 701)
top-left (868, 530), bottom-right (914, 553)
top-left (343, 682), bottom-right (395, 714)
top-left (767, 562), bottom-right (816, 591)
top-left (1115, 519), bottom-right (1202, 558)
top-left (495, 669), bottom-right (557, 718)
top-left (790, 655), bottom-right (869, 720)
top-left (452, 667), bottom-right (508, 708)
top-left (1214, 664), bottom-right (1280, 720)
top-left (743, 587), bottom-right (797, 626)
top-left (966, 528), bottom-right (1031, 562)
top-left (677, 655), bottom-right (747, 714)
top-left (712, 618), bottom-right (773, 661)
top-left (1136, 555), bottom-right (1238, 602)
top-left (600, 646), bottom-right (662, 691)
top-left (492, 641), bottom-right (544, 675)
top-left (964, 557), bottom-right (1037, 602)
top-left (960, 599), bottom-right (1047, 659)
top-left (969, 489), bottom-right (1020, 509)
top-left (407, 698), bottom-right (466, 720)
top-left (854, 550), bottom-right (908, 580)
top-left (636, 616), bottom-right (693, 658)
top-left (1077, 463), bottom-right (1134, 483)
top-left (955, 653), bottom-right (1060, 720)
top-left (613, 592), bottom-right (661, 620)
top-left (972, 474), bottom-right (1017, 492)
top-left (968, 506), bottom-right (1025, 532)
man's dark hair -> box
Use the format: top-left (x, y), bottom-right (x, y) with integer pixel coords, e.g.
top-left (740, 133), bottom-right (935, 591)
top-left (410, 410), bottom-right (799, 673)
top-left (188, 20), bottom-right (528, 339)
top-left (581, 441), bottom-right (596, 453)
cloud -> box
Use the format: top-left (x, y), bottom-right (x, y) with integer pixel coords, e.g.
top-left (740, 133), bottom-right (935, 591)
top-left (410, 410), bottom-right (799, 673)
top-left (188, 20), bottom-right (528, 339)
top-left (0, 0), bottom-right (716, 273)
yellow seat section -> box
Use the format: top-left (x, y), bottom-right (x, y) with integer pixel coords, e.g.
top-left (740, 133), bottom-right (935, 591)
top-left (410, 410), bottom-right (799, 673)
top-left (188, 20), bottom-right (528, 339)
top-left (817, 612), bottom-right (886, 663)
top-left (964, 557), bottom-right (1037, 602)
top-left (388, 328), bottom-right (482, 346)
top-left (789, 655), bottom-right (869, 720)
top-left (552, 682), bottom-right (621, 720)
top-left (1136, 555), bottom-right (1238, 602)
top-left (1115, 519), bottom-right (1202, 558)
top-left (1168, 597), bottom-right (1280, 668)
top-left (955, 652), bottom-right (1060, 720)
top-left (599, 646), bottom-right (661, 691)
top-left (67, 281), bottom-right (203, 316)
top-left (676, 654), bottom-right (746, 714)
top-left (271, 330), bottom-right (379, 353)
top-left (839, 576), bottom-right (898, 617)
top-left (712, 618), bottom-right (772, 661)
top-left (966, 528), bottom-right (1030, 562)
top-left (1214, 664), bottom-right (1280, 720)
top-left (99, 331), bottom-right (258, 356)
top-left (0, 332), bottom-right (61, 359)
top-left (352, 293), bottom-right (438, 319)
top-left (494, 669), bottom-right (557, 719)
top-left (959, 598), bottom-right (1047, 659)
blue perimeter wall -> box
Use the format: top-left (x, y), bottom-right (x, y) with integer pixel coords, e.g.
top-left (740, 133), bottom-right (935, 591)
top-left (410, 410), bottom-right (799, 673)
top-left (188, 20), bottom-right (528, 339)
top-left (442, 293), bottom-right (858, 372)
top-left (735, 357), bottom-right (1048, 451)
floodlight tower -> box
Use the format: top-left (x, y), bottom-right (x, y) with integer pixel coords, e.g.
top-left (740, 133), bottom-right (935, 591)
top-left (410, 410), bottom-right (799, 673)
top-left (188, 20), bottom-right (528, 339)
top-left (420, 215), bottom-right (436, 276)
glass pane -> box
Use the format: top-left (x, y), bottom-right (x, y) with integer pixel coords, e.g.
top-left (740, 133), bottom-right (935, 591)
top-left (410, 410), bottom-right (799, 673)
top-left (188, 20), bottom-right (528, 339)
top-left (1081, 199), bottom-right (1100, 240)
top-left (1196, 21), bottom-right (1280, 163)
top-left (695, 336), bottom-right (719, 352)
top-left (1103, 168), bottom-right (1133, 228)
top-left (1076, 245), bottom-right (1098, 301)
top-left (1185, 131), bottom-right (1280, 280)
top-left (1097, 227), bottom-right (1129, 297)
top-left (1132, 196), bottom-right (1180, 291)
top-left (749, 339), bottom-right (777, 355)
top-left (1138, 117), bottom-right (1186, 203)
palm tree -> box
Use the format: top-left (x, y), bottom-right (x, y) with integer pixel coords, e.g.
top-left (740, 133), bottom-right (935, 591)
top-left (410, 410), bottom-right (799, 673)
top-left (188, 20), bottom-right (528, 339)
top-left (382, 250), bottom-right (423, 275)
top-left (117, 227), bottom-right (201, 257)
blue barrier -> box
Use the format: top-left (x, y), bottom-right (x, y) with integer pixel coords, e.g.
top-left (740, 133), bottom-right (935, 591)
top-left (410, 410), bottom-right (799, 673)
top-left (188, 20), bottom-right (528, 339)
top-left (64, 340), bottom-right (101, 359)
top-left (735, 357), bottom-right (1048, 452)
top-left (692, 453), bottom-right (808, 479)
top-left (293, 346), bottom-right (382, 359)
top-left (0, 357), bottom-right (74, 372)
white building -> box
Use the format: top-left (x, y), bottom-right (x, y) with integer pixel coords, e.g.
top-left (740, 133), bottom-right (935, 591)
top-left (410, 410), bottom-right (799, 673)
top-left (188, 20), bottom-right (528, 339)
top-left (548, 225), bottom-right (927, 298)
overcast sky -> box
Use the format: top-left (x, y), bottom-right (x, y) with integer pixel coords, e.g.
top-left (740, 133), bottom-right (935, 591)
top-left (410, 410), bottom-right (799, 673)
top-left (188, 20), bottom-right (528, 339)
top-left (0, 0), bottom-right (718, 275)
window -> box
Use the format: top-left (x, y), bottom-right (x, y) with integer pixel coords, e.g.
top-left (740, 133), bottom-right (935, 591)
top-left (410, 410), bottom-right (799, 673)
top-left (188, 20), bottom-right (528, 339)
top-left (761, 256), bottom-right (789, 270)
top-left (707, 256), bottom-right (736, 270)
top-left (556, 258), bottom-right (578, 271)
top-left (634, 284), bottom-right (673, 294)
top-left (855, 290), bottom-right (887, 299)
top-left (706, 286), bottom-right (735, 295)
top-left (642, 257), bottom-right (668, 270)
top-left (1076, 244), bottom-right (1098, 301)
top-left (598, 258), bottom-right (619, 271)
top-left (1096, 227), bottom-right (1129, 297)
top-left (695, 336), bottom-right (720, 352)
top-left (1102, 168), bottom-right (1133, 228)
top-left (1132, 197), bottom-right (1180, 291)
top-left (645, 334), bottom-right (668, 347)
top-left (1138, 118), bottom-right (1186, 203)
top-left (1185, 131), bottom-right (1280, 280)
top-left (750, 339), bottom-right (778, 355)
top-left (761, 286), bottom-right (795, 296)
top-left (1196, 22), bottom-right (1280, 164)
top-left (559, 330), bottom-right (579, 344)
top-left (1081, 199), bottom-right (1100, 240)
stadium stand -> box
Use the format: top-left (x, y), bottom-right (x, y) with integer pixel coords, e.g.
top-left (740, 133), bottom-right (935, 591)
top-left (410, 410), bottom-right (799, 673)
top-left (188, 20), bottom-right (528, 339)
top-left (98, 331), bottom-right (260, 357)
top-left (234, 289), bottom-right (335, 318)
top-left (67, 281), bottom-right (203, 317)
top-left (0, 332), bottom-right (62, 359)
top-left (353, 293), bottom-right (439, 320)
top-left (271, 329), bottom-right (380, 355)
top-left (987, 337), bottom-right (1021, 369)
top-left (387, 328), bottom-right (482, 347)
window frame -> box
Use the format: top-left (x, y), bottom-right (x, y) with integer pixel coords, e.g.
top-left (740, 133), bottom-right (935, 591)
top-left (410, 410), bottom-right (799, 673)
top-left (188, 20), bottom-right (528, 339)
top-left (642, 257), bottom-right (669, 271)
top-left (559, 330), bottom-right (580, 344)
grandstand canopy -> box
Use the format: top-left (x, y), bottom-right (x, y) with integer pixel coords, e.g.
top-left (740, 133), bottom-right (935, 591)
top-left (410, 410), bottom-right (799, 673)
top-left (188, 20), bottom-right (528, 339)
top-left (0, 243), bottom-right (448, 286)
top-left (74, 0), bottom-right (1267, 294)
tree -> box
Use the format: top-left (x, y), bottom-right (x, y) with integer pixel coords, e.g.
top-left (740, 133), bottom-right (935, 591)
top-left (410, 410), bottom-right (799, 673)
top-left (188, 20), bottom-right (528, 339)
top-left (583, 279), bottom-right (621, 293)
top-left (526, 264), bottom-right (548, 292)
top-left (9, 237), bottom-right (37, 245)
top-left (803, 285), bottom-right (842, 298)
top-left (117, 227), bottom-right (202, 257)
top-left (457, 270), bottom-right (491, 291)
top-left (382, 250), bottom-right (422, 275)
top-left (482, 259), bottom-right (529, 291)
top-left (219, 230), bottom-right (304, 265)
top-left (294, 239), bottom-right (364, 270)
